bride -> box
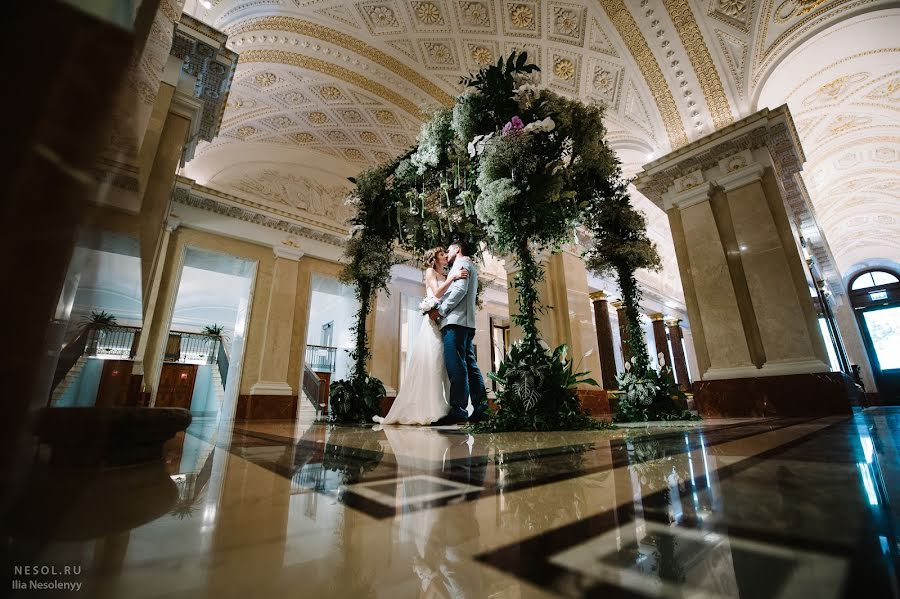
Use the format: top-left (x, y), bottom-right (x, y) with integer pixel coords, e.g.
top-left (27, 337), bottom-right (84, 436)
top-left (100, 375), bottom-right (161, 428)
top-left (374, 247), bottom-right (468, 425)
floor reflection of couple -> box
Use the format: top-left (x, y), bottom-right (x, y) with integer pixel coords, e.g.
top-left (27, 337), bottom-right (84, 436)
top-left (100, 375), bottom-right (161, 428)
top-left (380, 426), bottom-right (487, 599)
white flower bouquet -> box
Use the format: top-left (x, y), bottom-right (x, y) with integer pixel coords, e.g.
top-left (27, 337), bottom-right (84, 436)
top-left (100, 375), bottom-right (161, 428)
top-left (419, 296), bottom-right (440, 314)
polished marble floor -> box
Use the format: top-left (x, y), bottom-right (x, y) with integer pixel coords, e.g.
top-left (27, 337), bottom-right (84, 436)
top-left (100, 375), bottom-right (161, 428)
top-left (5, 410), bottom-right (900, 598)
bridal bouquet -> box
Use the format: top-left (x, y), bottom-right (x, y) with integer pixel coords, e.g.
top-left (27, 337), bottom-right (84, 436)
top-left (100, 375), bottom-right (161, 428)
top-left (419, 297), bottom-right (440, 315)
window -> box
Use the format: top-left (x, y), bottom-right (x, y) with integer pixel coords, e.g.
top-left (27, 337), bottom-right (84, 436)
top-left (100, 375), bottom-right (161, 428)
top-left (851, 270), bottom-right (899, 291)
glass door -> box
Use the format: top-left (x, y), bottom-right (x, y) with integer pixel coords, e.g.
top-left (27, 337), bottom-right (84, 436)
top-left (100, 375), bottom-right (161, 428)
top-left (860, 305), bottom-right (900, 403)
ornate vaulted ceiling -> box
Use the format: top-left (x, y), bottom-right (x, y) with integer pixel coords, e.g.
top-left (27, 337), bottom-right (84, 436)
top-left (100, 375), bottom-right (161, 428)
top-left (180, 0), bottom-right (900, 283)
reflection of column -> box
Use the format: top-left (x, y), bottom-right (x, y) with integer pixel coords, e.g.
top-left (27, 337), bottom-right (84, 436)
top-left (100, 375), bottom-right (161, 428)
top-left (666, 318), bottom-right (691, 390)
top-left (612, 300), bottom-right (631, 364)
top-left (250, 247), bottom-right (303, 399)
top-left (634, 106), bottom-right (849, 416)
top-left (590, 291), bottom-right (618, 390)
top-left (651, 313), bottom-right (672, 371)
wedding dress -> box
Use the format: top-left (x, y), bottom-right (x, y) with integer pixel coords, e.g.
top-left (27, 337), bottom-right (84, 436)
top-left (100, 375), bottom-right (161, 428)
top-left (374, 290), bottom-right (450, 425)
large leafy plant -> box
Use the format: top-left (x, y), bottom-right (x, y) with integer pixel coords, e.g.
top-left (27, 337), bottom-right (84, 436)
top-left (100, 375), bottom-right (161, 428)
top-left (615, 354), bottom-right (696, 422)
top-left (470, 342), bottom-right (612, 432)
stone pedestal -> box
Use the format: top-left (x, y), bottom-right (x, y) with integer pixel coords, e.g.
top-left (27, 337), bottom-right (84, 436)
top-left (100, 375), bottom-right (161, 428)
top-left (590, 291), bottom-right (618, 390)
top-left (635, 106), bottom-right (848, 416)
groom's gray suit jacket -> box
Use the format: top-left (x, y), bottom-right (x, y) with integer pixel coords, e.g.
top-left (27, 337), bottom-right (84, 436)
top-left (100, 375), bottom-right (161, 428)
top-left (437, 258), bottom-right (478, 329)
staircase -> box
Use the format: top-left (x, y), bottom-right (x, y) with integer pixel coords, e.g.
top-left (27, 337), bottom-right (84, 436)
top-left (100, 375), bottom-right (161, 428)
top-left (50, 355), bottom-right (88, 405)
top-left (210, 366), bottom-right (227, 415)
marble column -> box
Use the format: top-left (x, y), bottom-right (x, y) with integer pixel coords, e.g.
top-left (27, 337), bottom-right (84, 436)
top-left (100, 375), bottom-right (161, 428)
top-left (612, 300), bottom-right (631, 364)
top-left (504, 250), bottom-right (606, 412)
top-left (634, 106), bottom-right (849, 417)
top-left (651, 313), bottom-right (673, 372)
top-left (250, 247), bottom-right (304, 401)
top-left (134, 217), bottom-right (181, 404)
top-left (590, 291), bottom-right (618, 390)
top-left (139, 90), bottom-right (201, 298)
top-left (666, 318), bottom-right (691, 390)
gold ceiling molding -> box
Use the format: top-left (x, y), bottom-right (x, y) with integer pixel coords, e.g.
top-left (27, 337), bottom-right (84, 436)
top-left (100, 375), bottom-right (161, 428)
top-left (596, 0), bottom-right (688, 149)
top-left (227, 16), bottom-right (454, 107)
top-left (661, 0), bottom-right (734, 130)
top-left (239, 49), bottom-right (424, 118)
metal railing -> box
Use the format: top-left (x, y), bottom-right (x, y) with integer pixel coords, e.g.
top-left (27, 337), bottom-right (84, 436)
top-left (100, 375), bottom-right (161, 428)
top-left (164, 331), bottom-right (222, 364)
top-left (86, 325), bottom-right (140, 359)
top-left (302, 364), bottom-right (324, 416)
top-left (305, 344), bottom-right (337, 373)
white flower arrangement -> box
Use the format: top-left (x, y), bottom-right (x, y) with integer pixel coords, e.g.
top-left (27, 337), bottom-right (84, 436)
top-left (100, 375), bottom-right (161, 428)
top-left (419, 296), bottom-right (440, 314)
top-left (523, 116), bottom-right (556, 134)
top-left (467, 132), bottom-right (495, 157)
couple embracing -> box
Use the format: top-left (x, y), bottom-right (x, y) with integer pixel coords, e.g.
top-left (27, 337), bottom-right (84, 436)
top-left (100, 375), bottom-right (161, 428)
top-left (374, 240), bottom-right (489, 426)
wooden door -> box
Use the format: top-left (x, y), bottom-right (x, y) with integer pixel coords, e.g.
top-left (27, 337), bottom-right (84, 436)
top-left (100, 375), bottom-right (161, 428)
top-left (95, 360), bottom-right (134, 407)
top-left (156, 363), bottom-right (198, 409)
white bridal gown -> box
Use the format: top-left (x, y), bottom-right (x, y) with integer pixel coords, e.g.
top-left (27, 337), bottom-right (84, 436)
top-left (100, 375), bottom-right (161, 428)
top-left (374, 290), bottom-right (450, 425)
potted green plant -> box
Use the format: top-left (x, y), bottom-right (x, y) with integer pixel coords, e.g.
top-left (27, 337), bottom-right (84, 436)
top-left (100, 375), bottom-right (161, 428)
top-left (202, 324), bottom-right (227, 363)
top-left (82, 310), bottom-right (117, 355)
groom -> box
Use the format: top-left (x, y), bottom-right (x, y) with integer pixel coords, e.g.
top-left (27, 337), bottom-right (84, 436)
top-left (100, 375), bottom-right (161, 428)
top-left (428, 240), bottom-right (489, 425)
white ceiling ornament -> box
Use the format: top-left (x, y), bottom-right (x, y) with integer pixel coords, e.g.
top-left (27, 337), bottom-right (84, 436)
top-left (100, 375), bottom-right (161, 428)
top-left (757, 8), bottom-right (900, 274)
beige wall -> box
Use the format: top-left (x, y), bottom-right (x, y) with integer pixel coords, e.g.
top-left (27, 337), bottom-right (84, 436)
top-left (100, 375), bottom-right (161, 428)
top-left (141, 226), bottom-right (274, 397)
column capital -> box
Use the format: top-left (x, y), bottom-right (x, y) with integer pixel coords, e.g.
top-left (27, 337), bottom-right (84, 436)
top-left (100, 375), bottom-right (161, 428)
top-left (718, 162), bottom-right (764, 193)
top-left (589, 290), bottom-right (608, 302)
top-left (664, 317), bottom-right (682, 328)
top-left (650, 312), bottom-right (665, 322)
top-left (611, 300), bottom-right (625, 310)
top-left (273, 245), bottom-right (304, 261)
top-left (664, 181), bottom-right (714, 211)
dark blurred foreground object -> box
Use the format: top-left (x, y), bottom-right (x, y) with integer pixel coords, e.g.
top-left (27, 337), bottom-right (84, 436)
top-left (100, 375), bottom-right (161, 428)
top-left (36, 407), bottom-right (192, 467)
top-left (0, 2), bottom-right (160, 510)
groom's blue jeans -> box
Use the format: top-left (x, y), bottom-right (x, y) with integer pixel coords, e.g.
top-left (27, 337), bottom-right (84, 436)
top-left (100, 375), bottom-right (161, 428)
top-left (441, 325), bottom-right (487, 420)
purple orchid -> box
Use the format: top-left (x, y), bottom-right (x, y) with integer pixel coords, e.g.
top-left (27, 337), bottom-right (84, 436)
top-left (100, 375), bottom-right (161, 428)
top-left (502, 115), bottom-right (525, 135)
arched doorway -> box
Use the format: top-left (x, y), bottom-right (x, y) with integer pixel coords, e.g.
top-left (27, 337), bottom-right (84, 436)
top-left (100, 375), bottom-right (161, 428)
top-left (849, 269), bottom-right (900, 403)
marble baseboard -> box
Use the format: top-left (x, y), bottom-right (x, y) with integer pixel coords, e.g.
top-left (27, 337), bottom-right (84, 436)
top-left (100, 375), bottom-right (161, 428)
top-left (575, 389), bottom-right (611, 416)
top-left (694, 372), bottom-right (853, 417)
top-left (235, 394), bottom-right (298, 421)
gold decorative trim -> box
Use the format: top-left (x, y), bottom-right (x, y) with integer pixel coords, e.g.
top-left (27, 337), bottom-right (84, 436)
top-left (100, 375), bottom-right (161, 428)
top-left (239, 49), bottom-right (424, 118)
top-left (228, 16), bottom-right (454, 107)
top-left (597, 0), bottom-right (688, 148)
top-left (661, 0), bottom-right (734, 130)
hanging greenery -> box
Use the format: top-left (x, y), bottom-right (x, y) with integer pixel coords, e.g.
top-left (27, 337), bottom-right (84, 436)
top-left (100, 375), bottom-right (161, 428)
top-left (581, 184), bottom-right (696, 422)
top-left (333, 51), bottom-right (658, 430)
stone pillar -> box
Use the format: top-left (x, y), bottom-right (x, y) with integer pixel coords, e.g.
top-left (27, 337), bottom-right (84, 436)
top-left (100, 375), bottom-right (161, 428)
top-left (590, 291), bottom-right (618, 390)
top-left (371, 287), bottom-right (400, 397)
top-left (612, 300), bottom-right (631, 364)
top-left (666, 318), bottom-right (691, 390)
top-left (504, 250), bottom-right (607, 413)
top-left (634, 106), bottom-right (850, 417)
top-left (651, 313), bottom-right (673, 372)
top-left (133, 217), bottom-right (181, 403)
top-left (250, 247), bottom-right (304, 400)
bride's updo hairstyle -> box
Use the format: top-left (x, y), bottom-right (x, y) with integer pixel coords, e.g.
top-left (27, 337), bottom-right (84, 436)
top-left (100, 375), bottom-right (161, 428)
top-left (423, 247), bottom-right (444, 270)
